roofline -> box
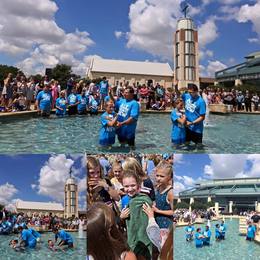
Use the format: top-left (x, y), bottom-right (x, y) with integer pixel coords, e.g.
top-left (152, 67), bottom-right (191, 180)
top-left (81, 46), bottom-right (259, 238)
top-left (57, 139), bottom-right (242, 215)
top-left (90, 70), bottom-right (174, 77)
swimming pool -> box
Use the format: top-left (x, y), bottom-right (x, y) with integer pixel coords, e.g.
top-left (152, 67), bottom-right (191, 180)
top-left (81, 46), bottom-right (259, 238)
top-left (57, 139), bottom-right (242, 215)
top-left (0, 231), bottom-right (86, 260)
top-left (0, 113), bottom-right (259, 153)
top-left (174, 219), bottom-right (260, 260)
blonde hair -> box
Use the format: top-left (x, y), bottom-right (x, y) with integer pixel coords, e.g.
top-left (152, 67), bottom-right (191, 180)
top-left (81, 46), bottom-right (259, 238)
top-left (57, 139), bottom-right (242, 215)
top-left (122, 157), bottom-right (145, 178)
top-left (156, 161), bottom-right (173, 179)
top-left (122, 169), bottom-right (142, 187)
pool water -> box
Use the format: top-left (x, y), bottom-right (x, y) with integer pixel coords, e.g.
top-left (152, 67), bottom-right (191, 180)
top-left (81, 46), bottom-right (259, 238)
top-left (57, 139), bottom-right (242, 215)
top-left (0, 232), bottom-right (86, 260)
top-left (0, 113), bottom-right (259, 153)
top-left (174, 219), bottom-right (260, 260)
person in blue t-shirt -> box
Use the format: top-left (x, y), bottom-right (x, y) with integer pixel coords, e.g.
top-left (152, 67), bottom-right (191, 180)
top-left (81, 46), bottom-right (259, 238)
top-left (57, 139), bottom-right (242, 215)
top-left (203, 225), bottom-right (211, 246)
top-left (182, 84), bottom-right (206, 144)
top-left (215, 224), bottom-right (221, 241)
top-left (56, 90), bottom-right (67, 116)
top-left (246, 222), bottom-right (256, 241)
top-left (99, 100), bottom-right (118, 147)
top-left (88, 93), bottom-right (100, 115)
top-left (53, 228), bottom-right (74, 248)
top-left (67, 88), bottom-right (79, 115)
top-left (36, 85), bottom-right (52, 117)
top-left (220, 220), bottom-right (226, 240)
top-left (114, 86), bottom-right (140, 147)
top-left (171, 98), bottom-right (186, 145)
top-left (18, 226), bottom-right (37, 248)
top-left (28, 227), bottom-right (41, 242)
top-left (195, 228), bottom-right (204, 248)
top-left (99, 77), bottom-right (109, 110)
top-left (77, 89), bottom-right (88, 115)
top-left (185, 222), bottom-right (195, 241)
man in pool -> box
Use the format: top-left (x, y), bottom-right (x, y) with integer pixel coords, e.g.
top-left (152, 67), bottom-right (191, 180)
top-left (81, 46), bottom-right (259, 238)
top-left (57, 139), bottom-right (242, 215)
top-left (53, 228), bottom-right (74, 248)
top-left (203, 225), bottom-right (211, 246)
top-left (182, 84), bottom-right (206, 145)
top-left (36, 84), bottom-right (52, 117)
top-left (185, 222), bottom-right (195, 241)
top-left (194, 228), bottom-right (204, 248)
top-left (18, 226), bottom-right (37, 248)
top-left (219, 220), bottom-right (226, 240)
top-left (115, 86), bottom-right (140, 148)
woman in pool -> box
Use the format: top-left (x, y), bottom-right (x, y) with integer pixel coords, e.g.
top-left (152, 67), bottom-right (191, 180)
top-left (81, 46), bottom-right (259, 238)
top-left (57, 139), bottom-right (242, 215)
top-left (56, 90), bottom-right (67, 116)
top-left (195, 228), bottom-right (204, 248)
top-left (153, 161), bottom-right (173, 246)
top-left (77, 88), bottom-right (88, 115)
top-left (121, 170), bottom-right (153, 260)
top-left (87, 156), bottom-right (120, 206)
top-left (87, 202), bottom-right (136, 260)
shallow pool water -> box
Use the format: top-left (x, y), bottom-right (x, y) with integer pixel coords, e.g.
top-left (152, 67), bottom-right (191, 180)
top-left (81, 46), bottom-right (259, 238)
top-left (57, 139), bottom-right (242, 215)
top-left (174, 219), bottom-right (260, 260)
top-left (0, 232), bottom-right (86, 260)
top-left (0, 113), bottom-right (259, 153)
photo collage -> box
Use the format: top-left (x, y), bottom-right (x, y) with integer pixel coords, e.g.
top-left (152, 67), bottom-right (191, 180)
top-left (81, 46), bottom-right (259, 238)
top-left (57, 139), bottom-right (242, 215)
top-left (0, 1), bottom-right (260, 260)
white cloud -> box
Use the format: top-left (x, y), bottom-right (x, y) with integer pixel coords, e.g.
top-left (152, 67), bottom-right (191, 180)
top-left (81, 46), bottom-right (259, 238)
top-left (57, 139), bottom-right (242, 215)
top-left (0, 0), bottom-right (95, 75)
top-left (174, 181), bottom-right (186, 195)
top-left (248, 38), bottom-right (259, 43)
top-left (204, 154), bottom-right (248, 178)
top-left (200, 60), bottom-right (227, 77)
top-left (115, 31), bottom-right (123, 39)
top-left (246, 154), bottom-right (260, 177)
top-left (236, 2), bottom-right (260, 42)
top-left (174, 175), bottom-right (183, 181)
top-left (174, 154), bottom-right (184, 164)
top-left (0, 183), bottom-right (18, 205)
top-left (182, 175), bottom-right (195, 186)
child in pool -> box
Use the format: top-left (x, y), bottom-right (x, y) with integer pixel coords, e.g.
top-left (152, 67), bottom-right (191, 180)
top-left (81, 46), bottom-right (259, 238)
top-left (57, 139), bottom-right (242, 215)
top-left (99, 100), bottom-right (118, 147)
top-left (48, 240), bottom-right (65, 252)
top-left (153, 161), bottom-right (173, 246)
top-left (121, 170), bottom-right (153, 260)
top-left (9, 239), bottom-right (25, 252)
top-left (171, 98), bottom-right (186, 145)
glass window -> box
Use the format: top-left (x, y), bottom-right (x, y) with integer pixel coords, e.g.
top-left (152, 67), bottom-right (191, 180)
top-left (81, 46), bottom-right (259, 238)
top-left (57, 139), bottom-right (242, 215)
top-left (185, 30), bottom-right (194, 41)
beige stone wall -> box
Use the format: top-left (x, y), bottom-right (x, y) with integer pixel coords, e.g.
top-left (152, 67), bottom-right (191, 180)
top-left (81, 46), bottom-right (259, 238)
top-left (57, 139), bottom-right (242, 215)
top-left (89, 71), bottom-right (173, 89)
top-left (64, 184), bottom-right (79, 218)
top-left (17, 209), bottom-right (64, 218)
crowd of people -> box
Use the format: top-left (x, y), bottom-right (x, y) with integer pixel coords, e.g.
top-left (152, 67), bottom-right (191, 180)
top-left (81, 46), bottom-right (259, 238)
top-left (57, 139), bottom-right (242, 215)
top-left (86, 153), bottom-right (174, 260)
top-left (202, 88), bottom-right (259, 112)
top-left (0, 209), bottom-right (86, 252)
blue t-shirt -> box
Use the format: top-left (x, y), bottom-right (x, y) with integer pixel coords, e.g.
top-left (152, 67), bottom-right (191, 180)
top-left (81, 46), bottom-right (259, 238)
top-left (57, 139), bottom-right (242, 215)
top-left (28, 228), bottom-right (41, 239)
top-left (99, 112), bottom-right (116, 146)
top-left (89, 96), bottom-right (99, 112)
top-left (116, 99), bottom-right (139, 139)
top-left (99, 80), bottom-right (109, 95)
top-left (215, 227), bottom-right (221, 238)
top-left (195, 232), bottom-right (203, 247)
top-left (220, 224), bottom-right (226, 234)
top-left (203, 229), bottom-right (211, 243)
top-left (185, 226), bottom-right (195, 238)
top-left (21, 229), bottom-right (37, 248)
top-left (36, 91), bottom-right (52, 111)
top-left (171, 109), bottom-right (186, 144)
top-left (56, 97), bottom-right (67, 115)
top-left (68, 93), bottom-right (78, 105)
top-left (247, 225), bottom-right (256, 238)
top-left (56, 230), bottom-right (73, 243)
top-left (77, 94), bottom-right (88, 112)
top-left (182, 93), bottom-right (206, 134)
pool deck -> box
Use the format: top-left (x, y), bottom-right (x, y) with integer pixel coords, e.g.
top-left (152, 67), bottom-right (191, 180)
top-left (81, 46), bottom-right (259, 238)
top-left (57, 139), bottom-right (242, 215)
top-left (0, 109), bottom-right (259, 118)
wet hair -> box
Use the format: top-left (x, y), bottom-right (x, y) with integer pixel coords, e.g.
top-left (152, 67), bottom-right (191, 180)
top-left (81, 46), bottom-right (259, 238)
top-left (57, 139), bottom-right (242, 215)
top-left (197, 228), bottom-right (201, 232)
top-left (122, 157), bottom-right (146, 178)
top-left (216, 224), bottom-right (219, 228)
top-left (87, 202), bottom-right (129, 260)
top-left (188, 84), bottom-right (198, 92)
top-left (174, 98), bottom-right (184, 108)
top-left (122, 169), bottom-right (142, 187)
top-left (156, 161), bottom-right (173, 179)
top-left (48, 240), bottom-right (52, 243)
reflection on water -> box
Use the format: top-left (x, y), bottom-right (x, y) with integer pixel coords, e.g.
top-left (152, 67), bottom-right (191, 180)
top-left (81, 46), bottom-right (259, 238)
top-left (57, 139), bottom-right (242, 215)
top-left (0, 113), bottom-right (259, 153)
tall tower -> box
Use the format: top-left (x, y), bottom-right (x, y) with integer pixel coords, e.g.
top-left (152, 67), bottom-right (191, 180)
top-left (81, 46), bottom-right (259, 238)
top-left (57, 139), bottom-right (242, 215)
top-left (64, 169), bottom-right (78, 218)
top-left (174, 17), bottom-right (199, 90)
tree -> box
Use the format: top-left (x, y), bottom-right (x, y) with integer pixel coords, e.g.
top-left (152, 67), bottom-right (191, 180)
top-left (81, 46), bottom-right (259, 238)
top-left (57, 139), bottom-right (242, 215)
top-left (0, 204), bottom-right (4, 211)
top-left (0, 64), bottom-right (20, 85)
top-left (191, 201), bottom-right (207, 210)
top-left (51, 64), bottom-right (73, 89)
top-left (175, 201), bottom-right (189, 209)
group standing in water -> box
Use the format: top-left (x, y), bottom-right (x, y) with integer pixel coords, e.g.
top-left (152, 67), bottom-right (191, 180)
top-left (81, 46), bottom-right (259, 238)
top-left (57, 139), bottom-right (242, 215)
top-left (185, 220), bottom-right (227, 248)
top-left (86, 154), bottom-right (173, 259)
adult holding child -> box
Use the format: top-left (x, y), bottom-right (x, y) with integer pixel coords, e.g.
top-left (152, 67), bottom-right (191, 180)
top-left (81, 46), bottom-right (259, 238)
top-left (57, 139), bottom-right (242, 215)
top-left (182, 84), bottom-right (206, 145)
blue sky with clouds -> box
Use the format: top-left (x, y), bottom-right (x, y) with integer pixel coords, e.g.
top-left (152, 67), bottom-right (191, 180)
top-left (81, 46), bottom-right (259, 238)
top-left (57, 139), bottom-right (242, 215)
top-left (0, 154), bottom-right (86, 210)
top-left (0, 0), bottom-right (260, 76)
top-left (174, 154), bottom-right (260, 195)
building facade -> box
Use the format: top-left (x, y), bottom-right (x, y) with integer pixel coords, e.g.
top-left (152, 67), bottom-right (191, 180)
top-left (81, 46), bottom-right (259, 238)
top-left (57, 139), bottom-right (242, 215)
top-left (179, 178), bottom-right (260, 214)
top-left (174, 18), bottom-right (200, 90)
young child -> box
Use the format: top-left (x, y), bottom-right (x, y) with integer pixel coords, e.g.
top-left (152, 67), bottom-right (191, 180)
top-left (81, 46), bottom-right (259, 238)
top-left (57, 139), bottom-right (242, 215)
top-left (110, 161), bottom-right (125, 197)
top-left (171, 98), bottom-right (186, 145)
top-left (153, 161), bottom-right (173, 246)
top-left (13, 93), bottom-right (27, 111)
top-left (48, 239), bottom-right (65, 252)
top-left (9, 239), bottom-right (25, 252)
top-left (121, 170), bottom-right (153, 259)
top-left (99, 100), bottom-right (118, 147)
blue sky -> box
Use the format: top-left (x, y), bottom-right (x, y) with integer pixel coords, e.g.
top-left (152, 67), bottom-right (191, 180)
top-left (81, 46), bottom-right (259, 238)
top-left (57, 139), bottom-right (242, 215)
top-left (0, 154), bottom-right (86, 210)
top-left (0, 0), bottom-right (260, 76)
top-left (174, 154), bottom-right (260, 195)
